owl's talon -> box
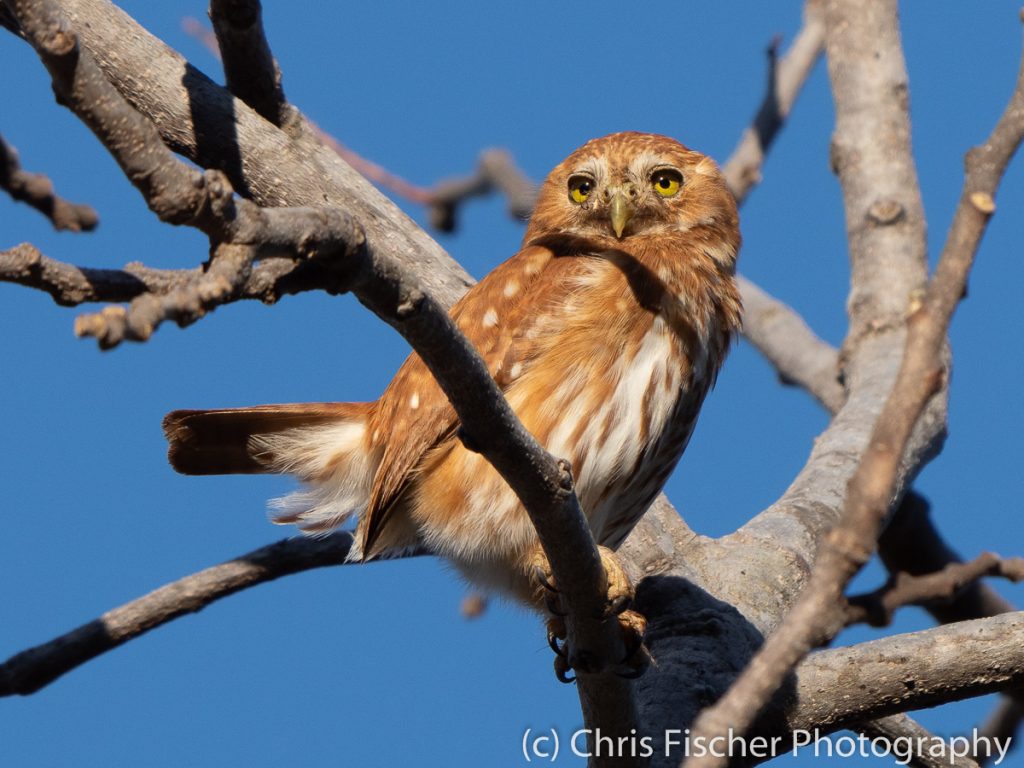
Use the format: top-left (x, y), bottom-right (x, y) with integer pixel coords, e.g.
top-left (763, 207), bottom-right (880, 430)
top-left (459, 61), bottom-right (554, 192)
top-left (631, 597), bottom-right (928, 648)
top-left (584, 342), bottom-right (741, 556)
top-left (532, 564), bottom-right (558, 594)
top-left (548, 630), bottom-right (567, 657)
top-left (546, 594), bottom-right (567, 617)
top-left (606, 593), bottom-right (632, 617)
top-left (554, 655), bottom-right (575, 684)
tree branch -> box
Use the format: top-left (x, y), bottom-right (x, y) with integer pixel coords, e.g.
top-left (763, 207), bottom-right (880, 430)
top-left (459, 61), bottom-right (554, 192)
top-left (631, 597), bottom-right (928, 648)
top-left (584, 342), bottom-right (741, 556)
top-left (737, 275), bottom-right (843, 412)
top-left (855, 715), bottom-right (981, 768)
top-left (207, 0), bottom-right (293, 131)
top-left (791, 612), bottom-right (1024, 735)
top-left (424, 148), bottom-right (537, 232)
top-left (720, 0), bottom-right (825, 205)
top-left (58, 0), bottom-right (475, 309)
top-left (0, 131), bottom-right (98, 231)
top-left (0, 532), bottom-right (372, 695)
top-left (846, 552), bottom-right (1024, 628)
top-left (879, 491), bottom-right (1024, 763)
top-left (5, 0), bottom-right (367, 348)
top-left (685, 5), bottom-right (1024, 763)
top-left (0, 241), bottom-right (376, 309)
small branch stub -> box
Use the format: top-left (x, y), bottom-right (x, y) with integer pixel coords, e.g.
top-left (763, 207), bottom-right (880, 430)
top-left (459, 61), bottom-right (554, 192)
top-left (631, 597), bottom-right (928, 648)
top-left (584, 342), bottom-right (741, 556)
top-left (970, 192), bottom-right (996, 214)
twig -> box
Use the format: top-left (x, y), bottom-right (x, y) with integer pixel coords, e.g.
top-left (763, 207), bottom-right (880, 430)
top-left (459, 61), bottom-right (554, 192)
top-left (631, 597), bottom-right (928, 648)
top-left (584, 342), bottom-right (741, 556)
top-left (0, 132), bottom-right (98, 231)
top-left (878, 492), bottom-right (1017, 622)
top-left (207, 0), bottom-right (293, 130)
top-left (425, 148), bottom-right (537, 232)
top-left (0, 532), bottom-right (369, 695)
top-left (978, 696), bottom-right (1023, 765)
top-left (721, 0), bottom-right (826, 204)
top-left (72, 241), bottom-right (256, 347)
top-left (846, 552), bottom-right (1024, 627)
top-left (0, 242), bottom-right (366, 308)
top-left (878, 492), bottom-right (1024, 763)
top-left (855, 715), bottom-right (981, 768)
top-left (5, 0), bottom-right (363, 348)
top-left (180, 15), bottom-right (437, 205)
top-left (684, 6), bottom-right (1024, 764)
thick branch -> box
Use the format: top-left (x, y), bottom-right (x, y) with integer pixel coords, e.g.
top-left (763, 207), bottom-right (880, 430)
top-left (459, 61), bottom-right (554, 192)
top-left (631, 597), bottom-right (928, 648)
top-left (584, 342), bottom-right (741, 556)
top-left (684, 7), bottom-right (1024, 763)
top-left (58, 0), bottom-right (475, 308)
top-left (0, 131), bottom-right (97, 231)
top-left (791, 613), bottom-right (1024, 735)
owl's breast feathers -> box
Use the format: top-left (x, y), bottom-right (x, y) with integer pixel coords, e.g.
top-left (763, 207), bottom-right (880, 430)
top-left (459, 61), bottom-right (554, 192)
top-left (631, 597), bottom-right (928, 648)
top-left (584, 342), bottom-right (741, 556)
top-left (357, 228), bottom-right (740, 557)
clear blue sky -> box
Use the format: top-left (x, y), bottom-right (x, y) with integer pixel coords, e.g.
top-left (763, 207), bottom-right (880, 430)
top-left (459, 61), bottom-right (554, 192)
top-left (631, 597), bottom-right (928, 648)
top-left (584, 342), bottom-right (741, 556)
top-left (2, 3), bottom-right (1022, 766)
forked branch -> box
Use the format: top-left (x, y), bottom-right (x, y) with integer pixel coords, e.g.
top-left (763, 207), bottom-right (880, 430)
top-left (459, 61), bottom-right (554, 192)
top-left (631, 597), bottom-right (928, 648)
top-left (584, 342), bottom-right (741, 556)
top-left (684, 7), bottom-right (1024, 764)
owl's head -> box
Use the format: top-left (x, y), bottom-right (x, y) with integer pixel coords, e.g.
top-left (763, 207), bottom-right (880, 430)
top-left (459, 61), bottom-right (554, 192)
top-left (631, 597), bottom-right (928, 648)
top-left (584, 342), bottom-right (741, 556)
top-left (526, 132), bottom-right (739, 264)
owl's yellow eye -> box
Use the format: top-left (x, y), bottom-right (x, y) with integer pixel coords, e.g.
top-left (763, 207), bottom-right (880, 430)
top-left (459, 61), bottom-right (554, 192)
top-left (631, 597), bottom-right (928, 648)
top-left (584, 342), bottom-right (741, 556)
top-left (651, 168), bottom-right (683, 197)
top-left (568, 175), bottom-right (594, 204)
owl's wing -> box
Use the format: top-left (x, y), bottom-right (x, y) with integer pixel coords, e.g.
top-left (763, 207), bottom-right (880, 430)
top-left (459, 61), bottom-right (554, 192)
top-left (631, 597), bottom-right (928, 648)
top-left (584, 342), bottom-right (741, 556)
top-left (360, 239), bottom-right (584, 556)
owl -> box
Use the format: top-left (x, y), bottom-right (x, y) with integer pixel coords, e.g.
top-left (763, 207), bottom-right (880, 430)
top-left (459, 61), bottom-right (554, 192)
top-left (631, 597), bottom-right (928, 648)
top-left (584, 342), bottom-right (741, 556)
top-left (165, 131), bottom-right (741, 677)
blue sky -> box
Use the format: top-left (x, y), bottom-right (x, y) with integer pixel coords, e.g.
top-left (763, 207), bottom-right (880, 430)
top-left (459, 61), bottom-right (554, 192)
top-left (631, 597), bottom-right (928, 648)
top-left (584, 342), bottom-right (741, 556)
top-left (1, 3), bottom-right (1022, 766)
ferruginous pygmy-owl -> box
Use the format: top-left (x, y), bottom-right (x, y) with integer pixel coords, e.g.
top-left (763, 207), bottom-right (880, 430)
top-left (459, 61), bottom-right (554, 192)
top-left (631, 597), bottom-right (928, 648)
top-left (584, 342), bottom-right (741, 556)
top-left (164, 131), bottom-right (741, 676)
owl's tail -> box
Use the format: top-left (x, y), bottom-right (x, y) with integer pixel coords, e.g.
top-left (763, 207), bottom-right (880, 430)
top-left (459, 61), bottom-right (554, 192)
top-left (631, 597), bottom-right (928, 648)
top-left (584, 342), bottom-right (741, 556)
top-left (163, 403), bottom-right (370, 475)
top-left (164, 403), bottom-right (377, 536)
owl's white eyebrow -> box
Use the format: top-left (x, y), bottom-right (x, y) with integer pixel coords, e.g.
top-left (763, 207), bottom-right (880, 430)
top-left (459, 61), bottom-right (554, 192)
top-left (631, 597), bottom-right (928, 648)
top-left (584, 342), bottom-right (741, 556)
top-left (574, 158), bottom-right (606, 183)
top-left (628, 150), bottom-right (672, 178)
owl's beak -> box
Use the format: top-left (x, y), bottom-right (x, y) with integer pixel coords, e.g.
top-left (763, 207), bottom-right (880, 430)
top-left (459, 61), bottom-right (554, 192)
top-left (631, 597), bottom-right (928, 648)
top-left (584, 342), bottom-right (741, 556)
top-left (609, 190), bottom-right (635, 239)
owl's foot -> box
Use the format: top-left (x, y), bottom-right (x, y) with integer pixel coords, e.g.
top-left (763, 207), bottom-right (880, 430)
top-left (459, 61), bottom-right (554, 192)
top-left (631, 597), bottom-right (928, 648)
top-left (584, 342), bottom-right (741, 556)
top-left (530, 545), bottom-right (650, 682)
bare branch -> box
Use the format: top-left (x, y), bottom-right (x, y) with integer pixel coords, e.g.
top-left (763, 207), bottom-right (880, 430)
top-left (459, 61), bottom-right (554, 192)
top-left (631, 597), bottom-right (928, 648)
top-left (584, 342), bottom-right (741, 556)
top-left (207, 0), bottom-right (294, 131)
top-left (855, 715), bottom-right (981, 768)
top-left (737, 275), bottom-right (843, 412)
top-left (791, 612), bottom-right (1024, 734)
top-left (684, 5), bottom-right (1024, 764)
top-left (6, 0), bottom-right (367, 347)
top-left (978, 697), bottom-right (1023, 765)
top-left (879, 492), bottom-right (1017, 623)
top-left (879, 492), bottom-right (1024, 762)
top-left (73, 242), bottom-right (257, 347)
top-left (721, 0), bottom-right (826, 204)
top-left (425, 148), bottom-right (537, 232)
top-left (0, 242), bottom-right (364, 308)
top-left (0, 132), bottom-right (98, 231)
top-left (846, 551), bottom-right (1024, 628)
top-left (0, 532), bottom-right (373, 696)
